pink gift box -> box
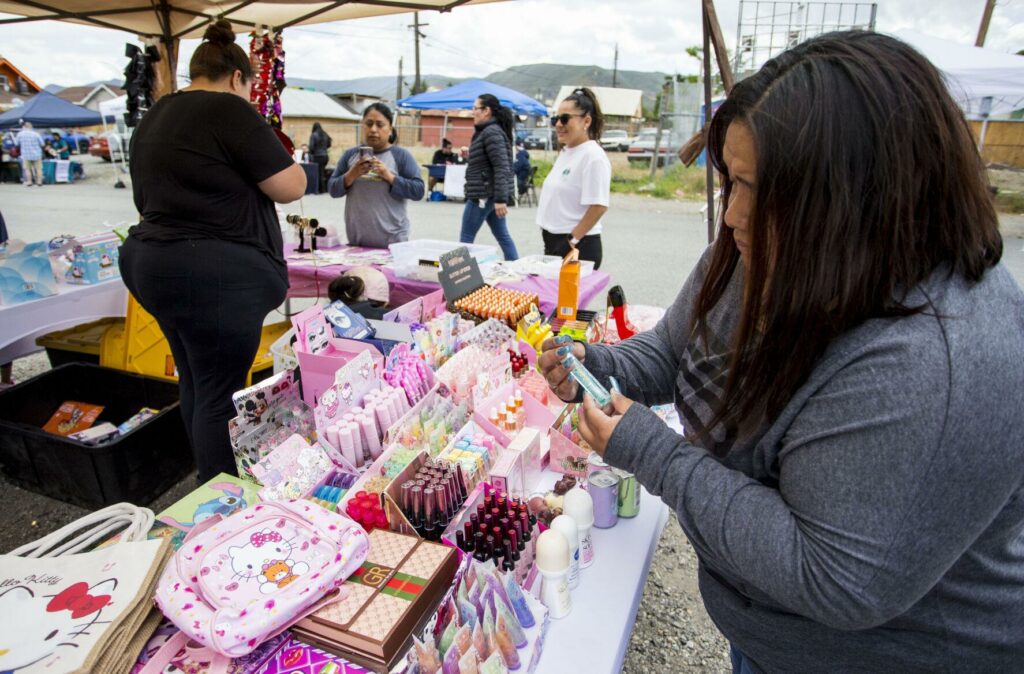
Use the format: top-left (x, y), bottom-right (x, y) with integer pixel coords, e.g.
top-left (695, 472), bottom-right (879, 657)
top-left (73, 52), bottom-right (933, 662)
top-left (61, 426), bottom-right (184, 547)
top-left (295, 337), bottom-right (384, 407)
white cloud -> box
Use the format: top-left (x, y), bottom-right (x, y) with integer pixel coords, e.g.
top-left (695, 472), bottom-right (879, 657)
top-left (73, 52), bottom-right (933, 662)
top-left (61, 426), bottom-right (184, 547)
top-left (1, 0), bottom-right (1021, 88)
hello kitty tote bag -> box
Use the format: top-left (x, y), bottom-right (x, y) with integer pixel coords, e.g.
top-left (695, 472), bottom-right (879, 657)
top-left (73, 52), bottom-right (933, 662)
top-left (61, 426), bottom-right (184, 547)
top-left (154, 499), bottom-right (368, 658)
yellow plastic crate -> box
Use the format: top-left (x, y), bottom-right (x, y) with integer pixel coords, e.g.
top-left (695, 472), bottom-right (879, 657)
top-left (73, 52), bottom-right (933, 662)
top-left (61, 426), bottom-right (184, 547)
top-left (36, 317), bottom-right (124, 360)
top-left (100, 295), bottom-right (288, 386)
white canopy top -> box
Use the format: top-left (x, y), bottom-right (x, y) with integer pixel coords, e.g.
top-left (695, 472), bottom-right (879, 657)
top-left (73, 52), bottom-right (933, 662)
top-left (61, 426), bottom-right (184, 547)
top-left (893, 30), bottom-right (1024, 117)
top-left (0, 1), bottom-right (505, 39)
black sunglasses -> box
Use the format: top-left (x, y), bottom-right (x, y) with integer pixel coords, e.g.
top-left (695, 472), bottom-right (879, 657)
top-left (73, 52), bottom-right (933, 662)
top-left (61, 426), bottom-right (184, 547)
top-left (550, 112), bottom-right (585, 126)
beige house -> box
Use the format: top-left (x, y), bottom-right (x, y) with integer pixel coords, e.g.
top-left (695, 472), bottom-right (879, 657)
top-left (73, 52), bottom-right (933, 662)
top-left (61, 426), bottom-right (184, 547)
top-left (55, 83), bottom-right (125, 113)
top-left (281, 87), bottom-right (362, 162)
top-left (554, 85), bottom-right (644, 132)
top-left (0, 55), bottom-right (41, 111)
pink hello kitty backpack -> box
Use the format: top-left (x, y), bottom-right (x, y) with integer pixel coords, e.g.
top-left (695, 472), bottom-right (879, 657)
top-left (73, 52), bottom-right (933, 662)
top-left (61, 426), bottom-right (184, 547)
top-left (151, 500), bottom-right (368, 662)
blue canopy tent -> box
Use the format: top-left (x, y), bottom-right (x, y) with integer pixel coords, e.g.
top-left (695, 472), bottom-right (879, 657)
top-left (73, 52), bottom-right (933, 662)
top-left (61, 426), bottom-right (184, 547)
top-left (397, 79), bottom-right (548, 116)
top-left (0, 91), bottom-right (102, 130)
top-left (398, 79), bottom-right (548, 150)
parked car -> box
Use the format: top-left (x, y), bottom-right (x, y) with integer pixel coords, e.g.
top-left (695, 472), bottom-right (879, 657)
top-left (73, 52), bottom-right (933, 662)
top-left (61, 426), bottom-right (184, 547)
top-left (89, 132), bottom-right (127, 162)
top-left (599, 129), bottom-right (630, 152)
top-left (523, 130), bottom-right (551, 150)
top-left (627, 129), bottom-right (678, 167)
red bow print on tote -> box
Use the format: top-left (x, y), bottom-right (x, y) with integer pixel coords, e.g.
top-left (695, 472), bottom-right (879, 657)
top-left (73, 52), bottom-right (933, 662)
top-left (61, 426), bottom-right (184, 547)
top-left (46, 582), bottom-right (111, 619)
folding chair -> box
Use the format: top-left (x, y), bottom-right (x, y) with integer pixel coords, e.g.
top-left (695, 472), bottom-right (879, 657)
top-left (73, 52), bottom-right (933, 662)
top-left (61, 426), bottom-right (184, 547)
top-left (520, 165), bottom-right (539, 207)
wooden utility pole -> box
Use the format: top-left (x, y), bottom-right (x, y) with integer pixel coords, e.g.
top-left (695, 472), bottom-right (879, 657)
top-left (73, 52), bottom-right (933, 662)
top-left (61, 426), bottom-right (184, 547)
top-left (975, 0), bottom-right (997, 47)
top-left (396, 57), bottom-right (403, 101)
top-left (612, 43), bottom-right (619, 87)
top-left (409, 13), bottom-right (428, 94)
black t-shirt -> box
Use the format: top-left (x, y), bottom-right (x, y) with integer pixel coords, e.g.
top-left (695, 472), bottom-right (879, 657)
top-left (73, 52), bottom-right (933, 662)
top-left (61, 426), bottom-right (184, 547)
top-left (128, 90), bottom-right (294, 276)
top-left (432, 149), bottom-right (455, 165)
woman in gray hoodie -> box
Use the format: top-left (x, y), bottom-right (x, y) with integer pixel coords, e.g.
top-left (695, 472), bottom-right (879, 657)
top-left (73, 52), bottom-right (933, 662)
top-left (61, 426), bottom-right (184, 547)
top-left (541, 31), bottom-right (1024, 672)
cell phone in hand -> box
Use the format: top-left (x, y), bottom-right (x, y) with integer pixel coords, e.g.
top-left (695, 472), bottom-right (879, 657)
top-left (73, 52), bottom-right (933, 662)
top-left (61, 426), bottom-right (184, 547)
top-left (359, 146), bottom-right (373, 162)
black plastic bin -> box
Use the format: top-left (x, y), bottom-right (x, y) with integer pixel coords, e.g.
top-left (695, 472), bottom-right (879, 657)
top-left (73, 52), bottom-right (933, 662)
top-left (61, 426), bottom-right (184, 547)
top-left (0, 363), bottom-right (193, 509)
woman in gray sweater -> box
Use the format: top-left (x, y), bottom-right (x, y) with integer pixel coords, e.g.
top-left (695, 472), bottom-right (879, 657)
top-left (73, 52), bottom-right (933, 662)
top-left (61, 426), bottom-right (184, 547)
top-left (541, 32), bottom-right (1023, 672)
top-left (328, 103), bottom-right (424, 248)
top-left (458, 94), bottom-right (519, 260)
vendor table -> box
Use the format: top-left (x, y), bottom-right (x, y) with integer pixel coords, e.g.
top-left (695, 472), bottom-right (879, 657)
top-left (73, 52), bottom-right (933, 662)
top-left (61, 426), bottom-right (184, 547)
top-left (41, 159), bottom-right (83, 184)
top-left (301, 161), bottom-right (320, 195)
top-left (0, 280), bottom-right (127, 364)
top-left (286, 245), bottom-right (611, 316)
top-left (536, 481), bottom-right (669, 673)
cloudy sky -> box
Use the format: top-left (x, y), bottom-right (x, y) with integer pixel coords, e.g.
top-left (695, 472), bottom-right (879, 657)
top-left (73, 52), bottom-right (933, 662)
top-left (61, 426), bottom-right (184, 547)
top-left (0, 0), bottom-right (1020, 88)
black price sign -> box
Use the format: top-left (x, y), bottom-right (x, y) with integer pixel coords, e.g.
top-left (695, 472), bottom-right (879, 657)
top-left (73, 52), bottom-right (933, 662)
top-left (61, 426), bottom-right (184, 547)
top-left (438, 246), bottom-right (484, 302)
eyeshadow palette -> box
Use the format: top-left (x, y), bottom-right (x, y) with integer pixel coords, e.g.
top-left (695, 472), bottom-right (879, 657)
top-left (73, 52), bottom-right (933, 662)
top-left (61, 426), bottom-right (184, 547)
top-left (292, 529), bottom-right (458, 672)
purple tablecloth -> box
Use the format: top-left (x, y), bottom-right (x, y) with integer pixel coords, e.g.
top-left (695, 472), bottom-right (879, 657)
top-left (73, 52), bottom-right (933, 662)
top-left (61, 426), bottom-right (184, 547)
top-left (285, 245), bottom-right (610, 315)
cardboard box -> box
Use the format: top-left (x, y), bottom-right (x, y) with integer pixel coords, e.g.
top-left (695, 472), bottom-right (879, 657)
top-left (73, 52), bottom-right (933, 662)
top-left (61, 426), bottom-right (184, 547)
top-left (292, 529), bottom-right (459, 673)
top-left (489, 447), bottom-right (526, 498)
top-left (48, 233), bottom-right (120, 285)
top-left (556, 247), bottom-right (581, 321)
top-left (295, 337), bottom-right (385, 407)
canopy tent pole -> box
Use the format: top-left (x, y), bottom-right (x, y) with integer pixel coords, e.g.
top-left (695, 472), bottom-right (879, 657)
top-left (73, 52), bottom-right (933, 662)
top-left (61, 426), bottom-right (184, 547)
top-left (702, 7), bottom-right (716, 244)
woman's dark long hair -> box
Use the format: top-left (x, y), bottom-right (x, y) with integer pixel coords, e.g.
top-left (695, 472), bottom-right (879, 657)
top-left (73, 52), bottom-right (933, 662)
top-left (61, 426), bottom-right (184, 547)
top-left (477, 94), bottom-right (515, 147)
top-left (696, 30), bottom-right (1001, 448)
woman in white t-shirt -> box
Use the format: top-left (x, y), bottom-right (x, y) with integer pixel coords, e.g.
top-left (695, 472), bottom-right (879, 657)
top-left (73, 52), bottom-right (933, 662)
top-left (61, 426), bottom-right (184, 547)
top-left (536, 87), bottom-right (612, 269)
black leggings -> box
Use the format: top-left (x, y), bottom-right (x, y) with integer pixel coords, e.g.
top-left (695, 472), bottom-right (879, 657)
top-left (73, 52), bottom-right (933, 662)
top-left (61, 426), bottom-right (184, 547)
top-left (313, 155), bottom-right (330, 193)
top-left (541, 229), bottom-right (603, 270)
top-left (119, 237), bottom-right (288, 480)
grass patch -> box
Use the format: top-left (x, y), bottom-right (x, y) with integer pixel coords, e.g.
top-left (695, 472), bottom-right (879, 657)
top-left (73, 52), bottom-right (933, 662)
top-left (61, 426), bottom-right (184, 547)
top-left (994, 190), bottom-right (1024, 214)
top-left (609, 163), bottom-right (709, 200)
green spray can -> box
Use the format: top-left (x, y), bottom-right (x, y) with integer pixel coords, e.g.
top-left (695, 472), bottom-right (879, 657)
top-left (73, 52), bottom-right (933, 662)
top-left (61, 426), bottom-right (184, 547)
top-left (613, 468), bottom-right (641, 518)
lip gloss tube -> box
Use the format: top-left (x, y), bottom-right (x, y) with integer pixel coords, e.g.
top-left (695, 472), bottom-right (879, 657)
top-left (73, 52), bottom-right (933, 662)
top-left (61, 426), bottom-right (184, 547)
top-left (423, 487), bottom-right (436, 539)
top-left (410, 485), bottom-right (423, 529)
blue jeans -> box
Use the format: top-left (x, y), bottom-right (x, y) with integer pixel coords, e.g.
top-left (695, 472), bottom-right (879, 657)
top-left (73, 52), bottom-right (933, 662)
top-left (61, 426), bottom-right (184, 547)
top-left (460, 198), bottom-right (519, 261)
top-left (730, 644), bottom-right (758, 674)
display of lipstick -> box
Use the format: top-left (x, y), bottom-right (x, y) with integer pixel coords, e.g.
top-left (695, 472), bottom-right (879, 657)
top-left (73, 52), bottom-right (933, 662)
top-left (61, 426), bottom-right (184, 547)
top-left (454, 485), bottom-right (537, 582)
top-left (399, 458), bottom-right (469, 541)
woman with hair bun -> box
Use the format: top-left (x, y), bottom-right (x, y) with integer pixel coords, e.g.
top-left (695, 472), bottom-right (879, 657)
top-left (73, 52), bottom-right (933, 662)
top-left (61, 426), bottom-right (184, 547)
top-left (459, 93), bottom-right (519, 260)
top-left (328, 102), bottom-right (424, 248)
top-left (119, 19), bottom-right (306, 480)
top-left (536, 86), bottom-right (611, 269)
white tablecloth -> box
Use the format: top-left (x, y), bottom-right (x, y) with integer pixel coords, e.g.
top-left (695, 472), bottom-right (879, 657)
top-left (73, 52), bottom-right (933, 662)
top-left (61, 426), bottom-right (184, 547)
top-left (442, 164), bottom-right (467, 200)
top-left (534, 483), bottom-right (669, 673)
top-left (0, 280), bottom-right (127, 364)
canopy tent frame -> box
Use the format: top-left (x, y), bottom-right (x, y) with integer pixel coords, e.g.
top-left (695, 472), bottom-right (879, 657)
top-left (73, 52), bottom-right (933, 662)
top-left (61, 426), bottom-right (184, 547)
top-left (0, 0), bottom-right (501, 97)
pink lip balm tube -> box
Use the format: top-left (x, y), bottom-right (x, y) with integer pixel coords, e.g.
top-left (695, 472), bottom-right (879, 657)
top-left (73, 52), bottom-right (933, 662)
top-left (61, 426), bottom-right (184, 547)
top-left (324, 425), bottom-right (340, 452)
top-left (360, 414), bottom-right (383, 459)
top-left (338, 425), bottom-right (359, 468)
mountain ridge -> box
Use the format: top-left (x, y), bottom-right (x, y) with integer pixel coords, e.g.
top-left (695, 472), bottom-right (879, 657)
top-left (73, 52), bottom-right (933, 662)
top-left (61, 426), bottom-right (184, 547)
top-left (288, 63), bottom-right (671, 111)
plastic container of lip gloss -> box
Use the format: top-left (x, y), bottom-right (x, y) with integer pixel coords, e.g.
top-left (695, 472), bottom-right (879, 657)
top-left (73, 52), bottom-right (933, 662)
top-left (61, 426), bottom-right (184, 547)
top-left (560, 352), bottom-right (612, 407)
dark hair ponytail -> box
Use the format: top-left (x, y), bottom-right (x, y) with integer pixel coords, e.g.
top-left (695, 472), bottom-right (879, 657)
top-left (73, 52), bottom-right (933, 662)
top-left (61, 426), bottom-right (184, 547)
top-left (478, 93), bottom-right (515, 147)
top-left (189, 19), bottom-right (252, 83)
top-left (363, 102), bottom-right (398, 144)
top-left (565, 87), bottom-right (604, 140)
